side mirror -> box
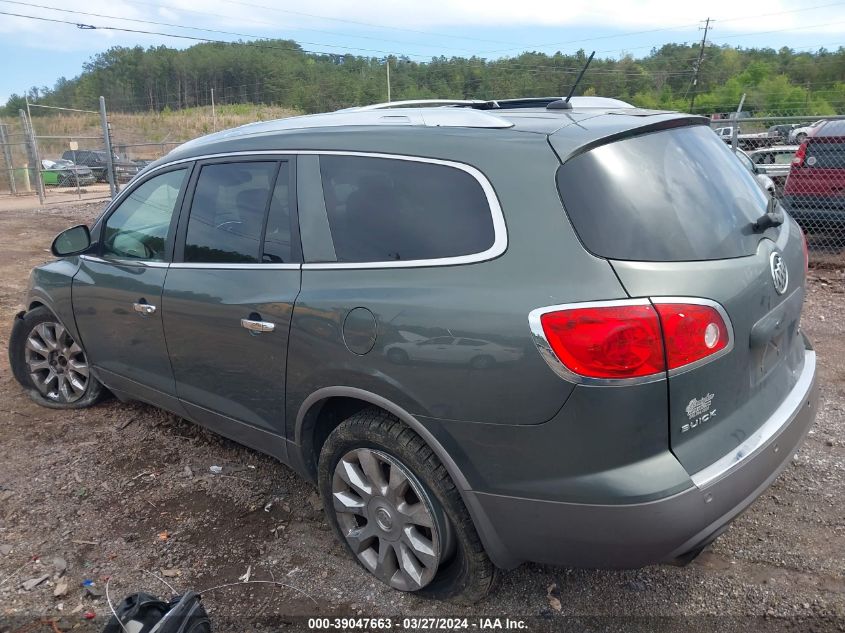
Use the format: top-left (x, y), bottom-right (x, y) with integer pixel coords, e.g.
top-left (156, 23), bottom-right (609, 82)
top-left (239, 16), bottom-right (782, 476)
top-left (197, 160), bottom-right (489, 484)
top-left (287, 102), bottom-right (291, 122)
top-left (51, 225), bottom-right (91, 257)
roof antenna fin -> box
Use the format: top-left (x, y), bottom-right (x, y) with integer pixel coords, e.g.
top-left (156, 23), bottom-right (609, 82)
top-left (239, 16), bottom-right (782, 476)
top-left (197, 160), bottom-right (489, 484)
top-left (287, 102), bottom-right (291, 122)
top-left (548, 51), bottom-right (596, 110)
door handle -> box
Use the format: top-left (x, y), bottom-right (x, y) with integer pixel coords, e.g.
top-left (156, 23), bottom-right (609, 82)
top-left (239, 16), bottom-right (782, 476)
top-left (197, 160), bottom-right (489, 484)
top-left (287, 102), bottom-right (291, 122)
top-left (133, 302), bottom-right (157, 316)
top-left (241, 318), bottom-right (275, 333)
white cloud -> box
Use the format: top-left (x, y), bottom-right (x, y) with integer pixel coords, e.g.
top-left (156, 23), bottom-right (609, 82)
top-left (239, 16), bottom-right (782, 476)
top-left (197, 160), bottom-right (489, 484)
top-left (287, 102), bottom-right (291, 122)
top-left (1, 0), bottom-right (842, 56)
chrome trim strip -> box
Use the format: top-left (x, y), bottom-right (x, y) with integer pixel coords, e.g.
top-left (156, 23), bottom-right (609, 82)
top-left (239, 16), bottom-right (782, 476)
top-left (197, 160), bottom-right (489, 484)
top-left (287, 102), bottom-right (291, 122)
top-left (527, 298), bottom-right (666, 387)
top-left (81, 254), bottom-right (301, 270)
top-left (121, 151), bottom-right (507, 271)
top-left (80, 254), bottom-right (168, 268)
top-left (170, 262), bottom-right (301, 270)
top-left (690, 349), bottom-right (816, 489)
top-left (650, 297), bottom-right (735, 377)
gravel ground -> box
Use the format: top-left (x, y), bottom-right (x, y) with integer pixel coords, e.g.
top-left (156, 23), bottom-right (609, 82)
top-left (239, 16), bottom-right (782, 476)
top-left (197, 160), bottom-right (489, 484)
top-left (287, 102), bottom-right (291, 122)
top-left (0, 200), bottom-right (843, 633)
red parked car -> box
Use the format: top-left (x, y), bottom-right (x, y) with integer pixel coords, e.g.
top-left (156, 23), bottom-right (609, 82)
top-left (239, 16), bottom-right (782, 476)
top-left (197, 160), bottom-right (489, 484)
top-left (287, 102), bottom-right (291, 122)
top-left (783, 119), bottom-right (845, 233)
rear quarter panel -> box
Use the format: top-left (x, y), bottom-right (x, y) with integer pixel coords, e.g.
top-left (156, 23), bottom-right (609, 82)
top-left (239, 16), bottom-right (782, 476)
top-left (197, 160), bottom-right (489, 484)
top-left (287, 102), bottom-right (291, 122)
top-left (284, 130), bottom-right (628, 433)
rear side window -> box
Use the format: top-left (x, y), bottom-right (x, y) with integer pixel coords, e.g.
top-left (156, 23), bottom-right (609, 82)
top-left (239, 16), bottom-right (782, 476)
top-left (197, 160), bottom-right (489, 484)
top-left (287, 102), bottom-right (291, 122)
top-left (556, 125), bottom-right (769, 262)
top-left (184, 161), bottom-right (278, 263)
top-left (319, 155), bottom-right (495, 263)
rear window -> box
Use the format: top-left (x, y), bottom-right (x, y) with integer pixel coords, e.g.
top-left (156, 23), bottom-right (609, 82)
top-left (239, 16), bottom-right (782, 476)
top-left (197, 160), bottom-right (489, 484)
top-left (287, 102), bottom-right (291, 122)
top-left (320, 155), bottom-right (495, 263)
top-left (806, 141), bottom-right (845, 169)
top-left (556, 125), bottom-right (769, 262)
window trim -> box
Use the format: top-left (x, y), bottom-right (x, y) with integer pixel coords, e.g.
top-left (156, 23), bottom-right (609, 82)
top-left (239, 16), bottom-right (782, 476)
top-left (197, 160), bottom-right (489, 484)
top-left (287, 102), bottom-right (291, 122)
top-left (133, 150), bottom-right (507, 270)
top-left (95, 162), bottom-right (193, 264)
top-left (172, 155), bottom-right (301, 269)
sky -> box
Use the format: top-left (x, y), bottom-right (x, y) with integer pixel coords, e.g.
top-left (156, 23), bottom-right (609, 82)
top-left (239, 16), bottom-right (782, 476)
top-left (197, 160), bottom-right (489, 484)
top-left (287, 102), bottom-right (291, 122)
top-left (1, 0), bottom-right (844, 105)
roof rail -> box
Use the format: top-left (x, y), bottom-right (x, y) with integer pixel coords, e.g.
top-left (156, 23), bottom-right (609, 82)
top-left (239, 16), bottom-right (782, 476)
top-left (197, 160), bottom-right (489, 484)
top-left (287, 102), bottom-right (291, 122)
top-left (352, 96), bottom-right (634, 112)
top-left (352, 99), bottom-right (499, 110)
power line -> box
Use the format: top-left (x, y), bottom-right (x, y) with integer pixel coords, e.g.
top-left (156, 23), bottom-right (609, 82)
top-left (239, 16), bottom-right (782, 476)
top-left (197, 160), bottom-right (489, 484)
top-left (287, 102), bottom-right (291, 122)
top-left (485, 1), bottom-right (845, 56)
top-left (0, 2), bottom-right (443, 59)
top-left (128, 0), bottom-right (521, 46)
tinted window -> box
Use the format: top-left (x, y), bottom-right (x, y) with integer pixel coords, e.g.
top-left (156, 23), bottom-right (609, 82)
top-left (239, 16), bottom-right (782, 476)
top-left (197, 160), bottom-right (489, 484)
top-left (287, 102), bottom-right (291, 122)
top-left (103, 168), bottom-right (186, 261)
top-left (556, 125), bottom-right (769, 262)
top-left (185, 162), bottom-right (278, 263)
top-left (806, 142), bottom-right (845, 169)
top-left (262, 162), bottom-right (294, 263)
top-left (320, 156), bottom-right (495, 263)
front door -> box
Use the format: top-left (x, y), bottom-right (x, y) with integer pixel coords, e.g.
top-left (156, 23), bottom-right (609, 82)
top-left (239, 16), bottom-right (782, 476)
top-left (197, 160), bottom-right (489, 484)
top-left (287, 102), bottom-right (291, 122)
top-left (162, 157), bottom-right (301, 446)
top-left (72, 166), bottom-right (191, 406)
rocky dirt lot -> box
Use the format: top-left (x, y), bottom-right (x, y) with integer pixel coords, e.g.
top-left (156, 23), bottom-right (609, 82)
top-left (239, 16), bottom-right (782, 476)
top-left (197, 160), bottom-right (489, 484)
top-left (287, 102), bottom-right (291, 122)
top-left (0, 200), bottom-right (843, 633)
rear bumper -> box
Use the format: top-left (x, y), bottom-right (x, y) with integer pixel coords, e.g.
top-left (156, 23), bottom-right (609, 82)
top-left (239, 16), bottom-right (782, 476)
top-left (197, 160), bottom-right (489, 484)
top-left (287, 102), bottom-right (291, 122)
top-left (469, 347), bottom-right (818, 569)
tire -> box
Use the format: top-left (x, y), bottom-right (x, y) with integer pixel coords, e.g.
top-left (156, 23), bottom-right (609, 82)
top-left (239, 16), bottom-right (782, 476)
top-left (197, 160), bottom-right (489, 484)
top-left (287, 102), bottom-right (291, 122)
top-left (795, 133), bottom-right (807, 143)
top-left (8, 307), bottom-right (106, 409)
top-left (318, 408), bottom-right (496, 602)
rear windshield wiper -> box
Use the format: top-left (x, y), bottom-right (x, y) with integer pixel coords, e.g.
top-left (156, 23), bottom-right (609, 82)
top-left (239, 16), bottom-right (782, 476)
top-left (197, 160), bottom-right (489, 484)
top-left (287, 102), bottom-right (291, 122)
top-left (752, 197), bottom-right (784, 232)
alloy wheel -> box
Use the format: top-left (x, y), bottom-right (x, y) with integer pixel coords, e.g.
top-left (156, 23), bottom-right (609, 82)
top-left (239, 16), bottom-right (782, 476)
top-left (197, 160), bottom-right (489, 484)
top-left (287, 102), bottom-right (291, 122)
top-left (332, 448), bottom-right (447, 591)
top-left (24, 321), bottom-right (89, 403)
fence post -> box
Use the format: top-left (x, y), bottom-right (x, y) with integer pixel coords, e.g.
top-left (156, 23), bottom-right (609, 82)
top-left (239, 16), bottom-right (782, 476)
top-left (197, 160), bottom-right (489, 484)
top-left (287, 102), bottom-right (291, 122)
top-left (99, 96), bottom-right (118, 198)
top-left (0, 123), bottom-right (16, 195)
top-left (731, 93), bottom-right (746, 154)
top-left (19, 109), bottom-right (45, 204)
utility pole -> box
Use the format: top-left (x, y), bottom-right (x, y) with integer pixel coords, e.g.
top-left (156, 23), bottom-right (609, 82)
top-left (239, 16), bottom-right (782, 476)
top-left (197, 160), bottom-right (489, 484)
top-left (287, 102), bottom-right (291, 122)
top-left (688, 17), bottom-right (711, 113)
top-left (386, 58), bottom-right (391, 103)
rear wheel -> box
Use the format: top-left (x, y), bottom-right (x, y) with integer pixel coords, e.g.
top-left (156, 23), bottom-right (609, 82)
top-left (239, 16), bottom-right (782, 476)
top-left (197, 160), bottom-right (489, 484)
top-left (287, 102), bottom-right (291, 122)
top-left (318, 408), bottom-right (496, 602)
top-left (9, 307), bottom-right (106, 408)
top-left (795, 132), bottom-right (807, 143)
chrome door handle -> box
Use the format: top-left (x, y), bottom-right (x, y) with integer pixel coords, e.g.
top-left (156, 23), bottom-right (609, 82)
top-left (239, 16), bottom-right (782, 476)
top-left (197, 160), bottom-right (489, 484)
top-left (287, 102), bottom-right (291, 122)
top-left (133, 302), bottom-right (157, 316)
top-left (241, 318), bottom-right (275, 333)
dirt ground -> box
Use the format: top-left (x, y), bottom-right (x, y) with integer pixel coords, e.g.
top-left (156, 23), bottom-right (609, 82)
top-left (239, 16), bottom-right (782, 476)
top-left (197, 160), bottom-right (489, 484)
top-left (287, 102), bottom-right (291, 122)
top-left (0, 200), bottom-right (843, 633)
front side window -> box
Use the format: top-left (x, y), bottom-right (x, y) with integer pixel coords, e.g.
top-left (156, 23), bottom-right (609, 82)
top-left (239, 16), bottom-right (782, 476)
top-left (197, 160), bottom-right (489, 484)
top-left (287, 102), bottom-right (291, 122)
top-left (184, 161), bottom-right (279, 263)
top-left (319, 155), bottom-right (495, 263)
top-left (103, 168), bottom-right (187, 261)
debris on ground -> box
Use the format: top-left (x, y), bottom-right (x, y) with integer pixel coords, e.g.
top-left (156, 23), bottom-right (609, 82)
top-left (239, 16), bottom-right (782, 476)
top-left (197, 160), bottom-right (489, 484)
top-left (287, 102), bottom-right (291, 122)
top-left (22, 575), bottom-right (50, 591)
top-left (53, 579), bottom-right (69, 597)
top-left (546, 583), bottom-right (562, 612)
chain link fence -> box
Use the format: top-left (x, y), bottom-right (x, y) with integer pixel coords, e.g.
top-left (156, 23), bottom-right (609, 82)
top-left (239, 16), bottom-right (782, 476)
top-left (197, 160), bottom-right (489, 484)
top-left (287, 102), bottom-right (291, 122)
top-left (711, 113), bottom-right (844, 265)
top-left (0, 99), bottom-right (135, 204)
top-left (3, 99), bottom-right (843, 265)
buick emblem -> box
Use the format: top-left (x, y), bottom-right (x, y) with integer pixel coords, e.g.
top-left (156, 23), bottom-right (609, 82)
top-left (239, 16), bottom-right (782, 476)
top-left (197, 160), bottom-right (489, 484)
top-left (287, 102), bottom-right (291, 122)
top-left (770, 251), bottom-right (788, 295)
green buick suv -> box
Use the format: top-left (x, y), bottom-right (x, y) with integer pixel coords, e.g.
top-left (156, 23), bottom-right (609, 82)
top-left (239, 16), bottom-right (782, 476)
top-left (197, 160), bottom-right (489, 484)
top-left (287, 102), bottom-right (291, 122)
top-left (9, 97), bottom-right (818, 601)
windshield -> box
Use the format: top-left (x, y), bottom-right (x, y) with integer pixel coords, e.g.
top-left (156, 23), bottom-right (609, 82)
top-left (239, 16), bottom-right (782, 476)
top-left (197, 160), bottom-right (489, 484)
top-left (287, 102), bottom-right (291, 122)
top-left (556, 125), bottom-right (769, 262)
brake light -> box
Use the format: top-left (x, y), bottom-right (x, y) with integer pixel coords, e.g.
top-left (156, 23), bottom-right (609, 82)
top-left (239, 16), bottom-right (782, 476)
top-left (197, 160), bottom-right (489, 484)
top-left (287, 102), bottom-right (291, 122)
top-left (654, 303), bottom-right (729, 370)
top-left (538, 304), bottom-right (665, 379)
top-left (792, 141), bottom-right (807, 167)
top-left (534, 300), bottom-right (733, 381)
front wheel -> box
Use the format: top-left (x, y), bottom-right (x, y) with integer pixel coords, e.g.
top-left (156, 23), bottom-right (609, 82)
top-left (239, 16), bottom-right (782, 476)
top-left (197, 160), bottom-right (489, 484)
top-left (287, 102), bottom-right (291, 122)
top-left (318, 408), bottom-right (496, 602)
top-left (9, 307), bottom-right (106, 408)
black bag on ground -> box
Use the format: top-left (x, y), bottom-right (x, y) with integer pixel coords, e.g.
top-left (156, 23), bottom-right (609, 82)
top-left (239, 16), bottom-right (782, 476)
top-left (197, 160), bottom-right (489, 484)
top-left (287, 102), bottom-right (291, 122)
top-left (101, 590), bottom-right (211, 633)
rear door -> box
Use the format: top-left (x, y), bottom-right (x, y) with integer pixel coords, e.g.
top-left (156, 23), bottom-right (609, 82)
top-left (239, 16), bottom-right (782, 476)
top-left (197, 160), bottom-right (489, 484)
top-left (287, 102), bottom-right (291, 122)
top-left (554, 122), bottom-right (809, 475)
top-left (162, 156), bottom-right (301, 446)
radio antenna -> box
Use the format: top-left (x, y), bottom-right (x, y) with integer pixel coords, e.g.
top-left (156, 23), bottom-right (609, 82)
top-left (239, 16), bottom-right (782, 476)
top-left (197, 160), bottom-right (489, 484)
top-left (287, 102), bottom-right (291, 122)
top-left (549, 51), bottom-right (596, 110)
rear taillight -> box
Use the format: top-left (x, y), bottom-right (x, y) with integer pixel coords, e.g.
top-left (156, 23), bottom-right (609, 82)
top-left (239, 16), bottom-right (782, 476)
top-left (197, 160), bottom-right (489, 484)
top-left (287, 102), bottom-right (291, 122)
top-left (653, 303), bottom-right (729, 371)
top-left (537, 303), bottom-right (665, 380)
top-left (792, 141), bottom-right (808, 167)
top-left (532, 299), bottom-right (732, 382)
